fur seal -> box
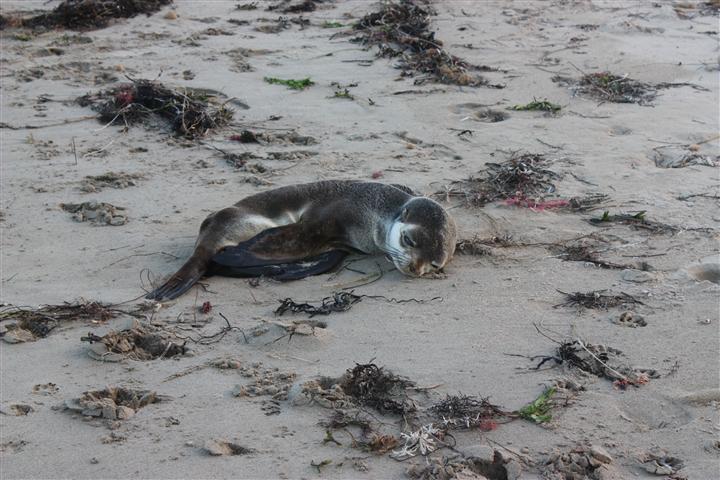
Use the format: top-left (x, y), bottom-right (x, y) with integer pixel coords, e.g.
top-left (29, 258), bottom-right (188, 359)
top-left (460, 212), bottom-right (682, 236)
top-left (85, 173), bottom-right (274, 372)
top-left (146, 180), bottom-right (457, 300)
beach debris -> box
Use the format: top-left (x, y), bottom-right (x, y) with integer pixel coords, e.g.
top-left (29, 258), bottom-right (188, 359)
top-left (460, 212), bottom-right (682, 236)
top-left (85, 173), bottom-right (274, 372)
top-left (32, 383), bottom-right (60, 396)
top-left (64, 386), bottom-right (164, 420)
top-left (77, 79), bottom-right (233, 138)
top-left (321, 21), bottom-right (344, 28)
top-left (81, 320), bottom-right (187, 362)
top-left (0, 404), bottom-right (34, 416)
top-left (651, 146), bottom-right (719, 169)
top-left (3, 0), bottom-right (172, 31)
top-left (533, 337), bottom-right (658, 387)
top-left (553, 242), bottom-right (630, 270)
top-left (674, 0), bottom-right (720, 18)
top-left (407, 450), bottom-right (522, 480)
top-left (354, 0), bottom-right (499, 87)
top-left (263, 319), bottom-right (328, 343)
top-left (340, 363), bottom-right (415, 415)
top-left (299, 363), bottom-right (415, 415)
top-left (517, 387), bottom-right (557, 424)
top-left (390, 423), bottom-right (444, 460)
top-left (203, 439), bottom-right (253, 456)
top-left (60, 201), bottom-right (128, 226)
top-left (275, 292), bottom-right (362, 317)
top-left (455, 237), bottom-right (492, 256)
top-left (80, 172), bottom-right (143, 193)
top-left (267, 0), bottom-right (323, 14)
top-left (553, 71), bottom-right (709, 105)
top-left (430, 394), bottom-right (508, 431)
top-left (231, 363), bottom-right (297, 403)
top-left (474, 108), bottom-right (509, 123)
top-left (1, 301), bottom-right (123, 343)
top-left (613, 311), bottom-right (647, 328)
top-left (638, 452), bottom-right (684, 476)
top-left (588, 210), bottom-right (678, 234)
top-left (310, 459), bottom-right (332, 473)
top-left (229, 130), bottom-right (317, 145)
top-left (555, 290), bottom-right (644, 310)
top-left (264, 76), bottom-right (314, 90)
top-left (508, 98), bottom-right (561, 113)
top-left (543, 445), bottom-right (614, 480)
top-left (439, 153), bottom-right (559, 207)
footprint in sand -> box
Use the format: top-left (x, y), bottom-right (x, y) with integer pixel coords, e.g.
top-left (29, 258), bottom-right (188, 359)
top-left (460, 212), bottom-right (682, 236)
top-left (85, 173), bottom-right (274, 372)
top-left (674, 255), bottom-right (720, 285)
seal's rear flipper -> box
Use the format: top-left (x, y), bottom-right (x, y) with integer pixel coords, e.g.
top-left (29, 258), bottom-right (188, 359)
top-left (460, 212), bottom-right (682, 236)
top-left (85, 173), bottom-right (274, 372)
top-left (145, 260), bottom-right (206, 301)
top-left (208, 247), bottom-right (347, 280)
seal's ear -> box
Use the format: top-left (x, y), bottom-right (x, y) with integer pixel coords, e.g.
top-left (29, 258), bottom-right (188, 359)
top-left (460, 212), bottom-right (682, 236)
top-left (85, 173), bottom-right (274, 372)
top-left (400, 208), bottom-right (409, 221)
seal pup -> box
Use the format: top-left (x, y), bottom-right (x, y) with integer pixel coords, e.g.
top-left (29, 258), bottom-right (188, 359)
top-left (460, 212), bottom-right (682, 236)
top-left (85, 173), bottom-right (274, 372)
top-left (146, 180), bottom-right (457, 300)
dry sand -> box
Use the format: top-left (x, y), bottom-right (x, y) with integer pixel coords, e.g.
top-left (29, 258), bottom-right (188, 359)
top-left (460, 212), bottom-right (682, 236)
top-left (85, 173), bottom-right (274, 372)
top-left (1, 0), bottom-right (719, 479)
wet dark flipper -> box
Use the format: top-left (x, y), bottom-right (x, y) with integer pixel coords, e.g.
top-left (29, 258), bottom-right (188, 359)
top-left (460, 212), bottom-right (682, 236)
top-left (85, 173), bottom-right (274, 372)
top-left (208, 227), bottom-right (347, 281)
top-left (145, 259), bottom-right (206, 301)
top-left (208, 247), bottom-right (347, 280)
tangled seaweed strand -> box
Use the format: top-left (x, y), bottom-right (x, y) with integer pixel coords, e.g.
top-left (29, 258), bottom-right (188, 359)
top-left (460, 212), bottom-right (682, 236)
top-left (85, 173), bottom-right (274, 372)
top-left (555, 290), bottom-right (644, 310)
top-left (554, 71), bottom-right (710, 105)
top-left (78, 79), bottom-right (233, 138)
top-left (441, 153), bottom-right (558, 207)
top-left (340, 363), bottom-right (414, 415)
top-left (0, 301), bottom-right (123, 339)
top-left (16, 0), bottom-right (172, 31)
top-left (275, 292), bottom-right (362, 317)
top-left (354, 0), bottom-right (494, 87)
top-left (430, 394), bottom-right (509, 429)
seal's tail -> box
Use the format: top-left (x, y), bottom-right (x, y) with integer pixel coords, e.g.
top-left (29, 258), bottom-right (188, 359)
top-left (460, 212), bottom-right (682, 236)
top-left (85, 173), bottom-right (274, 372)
top-left (145, 256), bottom-right (206, 301)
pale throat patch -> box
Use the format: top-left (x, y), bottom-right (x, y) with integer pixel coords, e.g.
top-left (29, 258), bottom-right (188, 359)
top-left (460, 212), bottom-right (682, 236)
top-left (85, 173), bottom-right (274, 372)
top-left (386, 221), bottom-right (414, 258)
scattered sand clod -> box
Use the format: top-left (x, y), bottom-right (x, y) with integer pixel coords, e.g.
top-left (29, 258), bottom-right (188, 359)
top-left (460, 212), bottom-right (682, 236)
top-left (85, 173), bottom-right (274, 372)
top-left (60, 201), bottom-right (128, 225)
top-left (64, 386), bottom-right (165, 421)
top-left (204, 439), bottom-right (254, 456)
top-left (80, 172), bottom-right (143, 193)
top-left (82, 319), bottom-right (187, 362)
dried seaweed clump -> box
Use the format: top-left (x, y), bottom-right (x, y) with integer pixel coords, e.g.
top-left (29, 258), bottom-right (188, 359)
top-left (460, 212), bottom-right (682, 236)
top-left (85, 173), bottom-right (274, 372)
top-left (440, 153), bottom-right (558, 207)
top-left (339, 363), bottom-right (415, 415)
top-left (354, 1), bottom-right (493, 87)
top-left (430, 394), bottom-right (508, 430)
top-left (64, 386), bottom-right (164, 420)
top-left (554, 71), bottom-right (709, 105)
top-left (275, 292), bottom-right (362, 317)
top-left (13, 0), bottom-right (173, 31)
top-left (300, 363), bottom-right (417, 415)
top-left (78, 79), bottom-right (233, 138)
top-left (1, 301), bottom-right (121, 343)
top-left (538, 340), bottom-right (658, 387)
top-left (555, 290), bottom-right (644, 310)
top-left (588, 210), bottom-right (679, 234)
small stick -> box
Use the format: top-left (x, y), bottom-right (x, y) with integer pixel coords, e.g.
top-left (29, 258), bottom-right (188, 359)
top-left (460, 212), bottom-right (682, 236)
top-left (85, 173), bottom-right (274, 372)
top-left (72, 137), bottom-right (78, 165)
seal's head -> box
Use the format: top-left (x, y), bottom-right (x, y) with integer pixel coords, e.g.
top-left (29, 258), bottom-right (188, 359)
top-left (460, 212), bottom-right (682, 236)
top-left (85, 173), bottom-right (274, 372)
top-left (386, 197), bottom-right (457, 276)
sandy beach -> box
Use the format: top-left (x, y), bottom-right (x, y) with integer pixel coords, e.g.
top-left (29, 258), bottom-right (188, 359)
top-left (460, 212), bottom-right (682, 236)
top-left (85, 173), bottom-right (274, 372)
top-left (1, 1), bottom-right (719, 479)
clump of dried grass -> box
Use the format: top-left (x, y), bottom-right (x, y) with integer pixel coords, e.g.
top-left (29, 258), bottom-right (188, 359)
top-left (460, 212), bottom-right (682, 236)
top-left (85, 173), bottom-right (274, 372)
top-left (354, 1), bottom-right (498, 87)
top-left (78, 78), bottom-right (233, 138)
top-left (554, 71), bottom-right (709, 105)
top-left (9, 0), bottom-right (172, 31)
top-left (438, 153), bottom-right (558, 207)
